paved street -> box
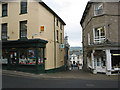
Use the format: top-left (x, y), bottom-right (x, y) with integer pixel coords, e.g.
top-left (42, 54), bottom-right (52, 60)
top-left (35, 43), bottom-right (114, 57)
top-left (2, 68), bottom-right (119, 88)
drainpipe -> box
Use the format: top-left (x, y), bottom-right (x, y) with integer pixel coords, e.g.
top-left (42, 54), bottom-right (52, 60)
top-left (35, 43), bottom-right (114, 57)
top-left (54, 15), bottom-right (56, 68)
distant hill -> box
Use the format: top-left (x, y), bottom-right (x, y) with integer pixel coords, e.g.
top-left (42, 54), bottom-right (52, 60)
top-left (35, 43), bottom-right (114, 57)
top-left (69, 47), bottom-right (82, 51)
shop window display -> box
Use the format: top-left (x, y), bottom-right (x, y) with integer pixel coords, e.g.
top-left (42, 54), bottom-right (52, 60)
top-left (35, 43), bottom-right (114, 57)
top-left (19, 48), bottom-right (36, 65)
top-left (28, 49), bottom-right (36, 65)
top-left (2, 49), bottom-right (8, 64)
top-left (38, 48), bottom-right (44, 64)
top-left (19, 49), bottom-right (28, 64)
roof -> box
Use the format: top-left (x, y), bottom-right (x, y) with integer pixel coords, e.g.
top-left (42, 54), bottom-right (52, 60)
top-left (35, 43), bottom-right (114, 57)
top-left (80, 1), bottom-right (92, 25)
top-left (39, 2), bottom-right (66, 25)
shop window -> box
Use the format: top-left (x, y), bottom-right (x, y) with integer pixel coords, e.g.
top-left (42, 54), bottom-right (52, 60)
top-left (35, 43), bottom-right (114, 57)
top-left (94, 3), bottom-right (103, 16)
top-left (101, 57), bottom-right (105, 67)
top-left (2, 49), bottom-right (8, 64)
top-left (1, 23), bottom-right (7, 40)
top-left (20, 0), bottom-right (27, 14)
top-left (20, 20), bottom-right (27, 39)
top-left (19, 49), bottom-right (28, 64)
top-left (38, 48), bottom-right (44, 64)
top-left (28, 48), bottom-right (36, 65)
top-left (2, 3), bottom-right (8, 17)
top-left (19, 48), bottom-right (36, 65)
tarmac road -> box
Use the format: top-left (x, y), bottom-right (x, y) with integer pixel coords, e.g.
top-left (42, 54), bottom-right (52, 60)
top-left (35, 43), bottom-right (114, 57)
top-left (2, 74), bottom-right (119, 88)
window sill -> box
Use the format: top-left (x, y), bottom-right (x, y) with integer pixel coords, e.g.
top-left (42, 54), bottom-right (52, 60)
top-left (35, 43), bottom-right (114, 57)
top-left (2, 15), bottom-right (8, 17)
top-left (19, 12), bottom-right (28, 15)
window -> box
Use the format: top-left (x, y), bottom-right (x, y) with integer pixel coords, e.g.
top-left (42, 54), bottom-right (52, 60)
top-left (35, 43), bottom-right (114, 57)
top-left (77, 56), bottom-right (79, 59)
top-left (60, 23), bottom-right (62, 30)
top-left (60, 33), bottom-right (62, 44)
top-left (73, 57), bottom-right (75, 60)
top-left (94, 3), bottom-right (103, 16)
top-left (20, 0), bottom-right (27, 14)
top-left (2, 49), bottom-right (8, 64)
top-left (38, 48), bottom-right (44, 64)
top-left (88, 33), bottom-right (90, 45)
top-left (20, 20), bottom-right (27, 39)
top-left (2, 3), bottom-right (8, 17)
top-left (56, 19), bottom-right (59, 26)
top-left (1, 23), bottom-right (7, 40)
top-left (56, 30), bottom-right (59, 42)
top-left (94, 26), bottom-right (105, 44)
top-left (19, 49), bottom-right (28, 64)
top-left (19, 48), bottom-right (37, 65)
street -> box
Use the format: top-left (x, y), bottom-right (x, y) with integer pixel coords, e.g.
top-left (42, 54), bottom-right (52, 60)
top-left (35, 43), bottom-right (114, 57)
top-left (2, 74), bottom-right (118, 88)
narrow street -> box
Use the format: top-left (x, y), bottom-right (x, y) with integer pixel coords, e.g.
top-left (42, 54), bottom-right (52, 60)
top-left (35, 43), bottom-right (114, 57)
top-left (2, 69), bottom-right (119, 89)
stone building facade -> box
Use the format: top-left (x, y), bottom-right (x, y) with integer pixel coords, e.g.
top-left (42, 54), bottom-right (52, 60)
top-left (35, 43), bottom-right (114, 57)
top-left (80, 1), bottom-right (120, 75)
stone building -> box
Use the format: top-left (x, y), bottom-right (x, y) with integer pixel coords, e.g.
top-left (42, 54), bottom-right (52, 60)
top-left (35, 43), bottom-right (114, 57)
top-left (0, 0), bottom-right (66, 73)
top-left (80, 1), bottom-right (120, 75)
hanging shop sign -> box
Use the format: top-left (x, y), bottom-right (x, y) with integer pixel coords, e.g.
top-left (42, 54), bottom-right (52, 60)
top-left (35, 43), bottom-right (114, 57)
top-left (59, 44), bottom-right (64, 48)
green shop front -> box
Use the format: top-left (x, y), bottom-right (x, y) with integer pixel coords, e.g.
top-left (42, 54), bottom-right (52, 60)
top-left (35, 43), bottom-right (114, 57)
top-left (2, 39), bottom-right (48, 74)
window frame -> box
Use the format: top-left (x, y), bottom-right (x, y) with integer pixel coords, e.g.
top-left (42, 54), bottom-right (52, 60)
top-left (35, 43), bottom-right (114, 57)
top-left (56, 30), bottom-right (59, 43)
top-left (93, 26), bottom-right (106, 44)
top-left (56, 19), bottom-right (59, 27)
top-left (2, 3), bottom-right (8, 17)
top-left (60, 33), bottom-right (62, 44)
top-left (60, 23), bottom-right (62, 30)
top-left (94, 3), bottom-right (103, 16)
top-left (20, 20), bottom-right (27, 39)
top-left (1, 23), bottom-right (8, 40)
top-left (20, 0), bottom-right (27, 14)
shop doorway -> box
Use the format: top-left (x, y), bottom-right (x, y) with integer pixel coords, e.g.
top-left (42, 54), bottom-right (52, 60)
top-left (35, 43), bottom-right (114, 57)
top-left (95, 57), bottom-right (106, 73)
top-left (9, 50), bottom-right (18, 65)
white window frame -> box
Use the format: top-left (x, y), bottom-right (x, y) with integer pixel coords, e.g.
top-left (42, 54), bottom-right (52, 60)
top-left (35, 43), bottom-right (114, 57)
top-left (88, 33), bottom-right (90, 45)
top-left (93, 26), bottom-right (106, 44)
top-left (94, 3), bottom-right (103, 16)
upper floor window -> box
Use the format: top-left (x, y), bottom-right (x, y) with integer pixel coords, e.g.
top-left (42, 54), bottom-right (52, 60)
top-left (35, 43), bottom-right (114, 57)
top-left (60, 33), bottom-right (62, 44)
top-left (20, 0), bottom-right (27, 14)
top-left (2, 3), bottom-right (8, 17)
top-left (60, 23), bottom-right (62, 30)
top-left (94, 3), bottom-right (103, 16)
top-left (20, 20), bottom-right (27, 39)
top-left (56, 30), bottom-right (59, 42)
top-left (1, 23), bottom-right (7, 40)
top-left (88, 33), bottom-right (90, 45)
top-left (56, 19), bottom-right (59, 26)
top-left (94, 26), bottom-right (105, 44)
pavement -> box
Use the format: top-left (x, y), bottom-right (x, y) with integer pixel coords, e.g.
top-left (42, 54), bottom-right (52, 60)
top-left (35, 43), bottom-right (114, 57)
top-left (2, 67), bottom-right (119, 81)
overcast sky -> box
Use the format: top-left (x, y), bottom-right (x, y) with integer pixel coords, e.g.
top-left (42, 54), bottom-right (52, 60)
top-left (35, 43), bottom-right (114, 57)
top-left (43, 0), bottom-right (89, 47)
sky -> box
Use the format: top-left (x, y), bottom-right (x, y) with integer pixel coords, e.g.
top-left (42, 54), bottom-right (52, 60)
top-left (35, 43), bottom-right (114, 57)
top-left (43, 0), bottom-right (89, 47)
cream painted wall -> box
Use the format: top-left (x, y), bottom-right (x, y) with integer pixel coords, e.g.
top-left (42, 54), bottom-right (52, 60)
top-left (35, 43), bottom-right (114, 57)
top-left (1, 1), bottom-right (65, 70)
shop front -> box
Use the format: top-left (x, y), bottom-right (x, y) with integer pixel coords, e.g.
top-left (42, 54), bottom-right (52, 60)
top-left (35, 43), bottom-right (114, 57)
top-left (2, 39), bottom-right (48, 74)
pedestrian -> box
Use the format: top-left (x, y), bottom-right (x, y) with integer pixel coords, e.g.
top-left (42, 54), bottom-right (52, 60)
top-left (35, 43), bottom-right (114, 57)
top-left (77, 63), bottom-right (80, 70)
